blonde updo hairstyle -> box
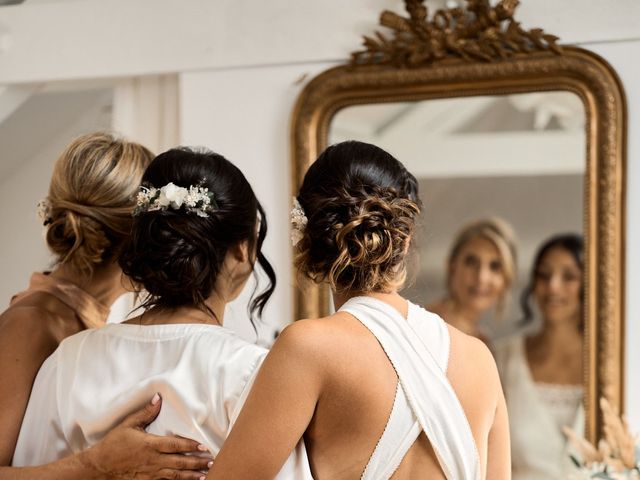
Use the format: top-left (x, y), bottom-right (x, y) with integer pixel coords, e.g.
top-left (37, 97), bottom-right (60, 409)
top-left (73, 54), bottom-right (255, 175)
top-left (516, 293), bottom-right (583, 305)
top-left (44, 132), bottom-right (153, 276)
top-left (446, 217), bottom-right (517, 316)
top-left (295, 141), bottom-right (421, 293)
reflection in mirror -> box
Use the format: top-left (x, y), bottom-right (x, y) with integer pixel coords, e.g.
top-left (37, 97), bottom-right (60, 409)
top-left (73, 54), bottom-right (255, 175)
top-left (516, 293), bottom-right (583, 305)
top-left (329, 92), bottom-right (587, 479)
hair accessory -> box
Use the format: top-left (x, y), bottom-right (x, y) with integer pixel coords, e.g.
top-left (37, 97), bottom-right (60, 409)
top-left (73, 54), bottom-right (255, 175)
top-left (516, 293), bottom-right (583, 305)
top-left (37, 198), bottom-right (53, 226)
top-left (290, 197), bottom-right (308, 246)
top-left (133, 182), bottom-right (218, 217)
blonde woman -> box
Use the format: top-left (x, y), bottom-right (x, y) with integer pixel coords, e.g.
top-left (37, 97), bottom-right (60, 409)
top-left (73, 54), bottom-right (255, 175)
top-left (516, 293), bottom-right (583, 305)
top-left (209, 141), bottom-right (510, 479)
top-left (428, 218), bottom-right (517, 342)
top-left (0, 133), bottom-right (211, 479)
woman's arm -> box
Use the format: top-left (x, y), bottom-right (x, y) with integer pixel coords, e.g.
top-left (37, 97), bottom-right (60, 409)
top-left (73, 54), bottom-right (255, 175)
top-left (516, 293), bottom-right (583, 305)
top-left (486, 388), bottom-right (511, 480)
top-left (208, 321), bottom-right (325, 479)
top-left (0, 308), bottom-right (58, 463)
top-left (0, 395), bottom-right (212, 480)
top-left (0, 395), bottom-right (211, 480)
top-left (481, 344), bottom-right (511, 480)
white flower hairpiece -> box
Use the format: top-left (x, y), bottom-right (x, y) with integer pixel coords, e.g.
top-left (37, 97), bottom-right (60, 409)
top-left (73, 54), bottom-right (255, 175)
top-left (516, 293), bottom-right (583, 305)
top-left (36, 198), bottom-right (52, 226)
top-left (290, 197), bottom-right (308, 246)
top-left (134, 182), bottom-right (217, 218)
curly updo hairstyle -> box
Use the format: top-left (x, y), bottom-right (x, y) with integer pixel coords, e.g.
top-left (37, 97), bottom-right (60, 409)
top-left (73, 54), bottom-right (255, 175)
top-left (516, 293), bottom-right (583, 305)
top-left (295, 140), bottom-right (421, 293)
top-left (45, 132), bottom-right (154, 276)
top-left (119, 147), bottom-right (276, 322)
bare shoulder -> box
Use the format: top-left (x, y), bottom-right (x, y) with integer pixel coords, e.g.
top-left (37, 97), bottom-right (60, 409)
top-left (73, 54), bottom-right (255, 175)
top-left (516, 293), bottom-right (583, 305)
top-left (276, 314), bottom-right (349, 357)
top-left (0, 303), bottom-right (55, 332)
top-left (0, 304), bottom-right (60, 358)
top-left (274, 312), bottom-right (374, 375)
top-left (448, 324), bottom-right (494, 359)
top-left (447, 325), bottom-right (501, 391)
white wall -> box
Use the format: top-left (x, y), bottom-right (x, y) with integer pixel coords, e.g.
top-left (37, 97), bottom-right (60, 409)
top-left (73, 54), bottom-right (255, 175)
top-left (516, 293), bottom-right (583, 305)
top-left (0, 89), bottom-right (112, 305)
top-left (1, 0), bottom-right (639, 84)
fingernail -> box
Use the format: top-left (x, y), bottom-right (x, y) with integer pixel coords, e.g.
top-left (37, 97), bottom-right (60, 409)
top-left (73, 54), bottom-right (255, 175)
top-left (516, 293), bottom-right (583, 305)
top-left (197, 443), bottom-right (209, 452)
top-left (207, 460), bottom-right (213, 469)
top-left (151, 393), bottom-right (160, 405)
top-left (199, 476), bottom-right (206, 480)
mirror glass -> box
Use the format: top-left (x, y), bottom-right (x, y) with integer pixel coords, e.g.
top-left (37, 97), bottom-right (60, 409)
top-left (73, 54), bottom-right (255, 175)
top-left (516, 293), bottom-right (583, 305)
top-left (329, 91), bottom-right (587, 475)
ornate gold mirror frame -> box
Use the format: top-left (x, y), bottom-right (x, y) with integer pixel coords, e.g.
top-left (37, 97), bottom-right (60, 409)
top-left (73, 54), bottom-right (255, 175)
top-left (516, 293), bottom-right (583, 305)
top-left (290, 0), bottom-right (626, 443)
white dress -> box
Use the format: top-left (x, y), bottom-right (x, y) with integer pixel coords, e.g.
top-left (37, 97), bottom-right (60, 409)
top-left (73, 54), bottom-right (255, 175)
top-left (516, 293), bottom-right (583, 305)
top-left (339, 296), bottom-right (480, 480)
top-left (12, 322), bottom-right (312, 478)
top-left (494, 337), bottom-right (584, 480)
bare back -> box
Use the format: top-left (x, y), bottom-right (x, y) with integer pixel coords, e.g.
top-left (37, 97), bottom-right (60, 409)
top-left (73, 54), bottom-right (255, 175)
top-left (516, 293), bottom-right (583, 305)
top-left (303, 304), bottom-right (508, 479)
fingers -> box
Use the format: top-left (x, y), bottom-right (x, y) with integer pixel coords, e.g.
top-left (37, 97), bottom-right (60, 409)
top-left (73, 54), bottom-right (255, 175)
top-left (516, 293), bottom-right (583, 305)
top-left (153, 435), bottom-right (210, 455)
top-left (154, 453), bottom-right (213, 473)
top-left (155, 468), bottom-right (210, 480)
top-left (120, 393), bottom-right (162, 429)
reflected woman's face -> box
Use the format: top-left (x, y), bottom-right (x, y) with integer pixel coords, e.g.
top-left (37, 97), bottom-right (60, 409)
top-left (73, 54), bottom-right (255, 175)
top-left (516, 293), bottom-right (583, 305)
top-left (449, 235), bottom-right (506, 314)
top-left (533, 246), bottom-right (582, 325)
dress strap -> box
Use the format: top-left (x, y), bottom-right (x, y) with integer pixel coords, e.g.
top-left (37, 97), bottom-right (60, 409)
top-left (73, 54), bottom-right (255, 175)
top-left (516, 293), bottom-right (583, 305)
top-left (340, 296), bottom-right (480, 480)
top-left (361, 383), bottom-right (421, 480)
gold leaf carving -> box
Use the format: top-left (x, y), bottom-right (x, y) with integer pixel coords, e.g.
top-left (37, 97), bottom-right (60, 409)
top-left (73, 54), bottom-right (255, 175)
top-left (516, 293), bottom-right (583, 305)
top-left (351, 0), bottom-right (562, 67)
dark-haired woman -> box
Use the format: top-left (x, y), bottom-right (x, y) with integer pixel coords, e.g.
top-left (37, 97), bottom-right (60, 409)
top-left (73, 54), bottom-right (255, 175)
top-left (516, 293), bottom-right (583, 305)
top-left (11, 147), bottom-right (311, 478)
top-left (1, 133), bottom-right (211, 479)
top-left (494, 234), bottom-right (584, 480)
top-left (209, 140), bottom-right (510, 479)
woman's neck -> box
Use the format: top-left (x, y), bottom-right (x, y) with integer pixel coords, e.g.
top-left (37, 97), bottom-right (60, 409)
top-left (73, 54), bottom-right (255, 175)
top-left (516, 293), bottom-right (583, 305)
top-left (127, 293), bottom-right (226, 327)
top-left (332, 290), bottom-right (408, 318)
top-left (531, 317), bottom-right (583, 348)
top-left (49, 262), bottom-right (124, 307)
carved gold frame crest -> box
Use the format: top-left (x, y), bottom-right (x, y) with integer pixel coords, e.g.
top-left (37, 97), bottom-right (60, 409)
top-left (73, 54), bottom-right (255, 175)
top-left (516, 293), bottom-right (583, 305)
top-left (290, 0), bottom-right (625, 443)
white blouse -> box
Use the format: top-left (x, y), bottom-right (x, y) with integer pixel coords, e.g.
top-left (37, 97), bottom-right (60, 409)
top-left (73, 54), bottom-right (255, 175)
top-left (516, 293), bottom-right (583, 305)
top-left (12, 322), bottom-right (311, 478)
top-left (494, 336), bottom-right (584, 480)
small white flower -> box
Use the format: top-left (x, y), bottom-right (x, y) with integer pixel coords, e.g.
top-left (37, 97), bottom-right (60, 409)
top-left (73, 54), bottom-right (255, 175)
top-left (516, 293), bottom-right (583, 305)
top-left (160, 182), bottom-right (188, 208)
top-left (184, 186), bottom-right (201, 207)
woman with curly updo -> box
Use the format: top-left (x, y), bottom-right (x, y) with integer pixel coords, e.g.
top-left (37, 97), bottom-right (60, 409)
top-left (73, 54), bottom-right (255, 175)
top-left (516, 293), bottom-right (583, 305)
top-left (12, 147), bottom-right (311, 478)
top-left (209, 140), bottom-right (510, 479)
top-left (1, 133), bottom-right (211, 479)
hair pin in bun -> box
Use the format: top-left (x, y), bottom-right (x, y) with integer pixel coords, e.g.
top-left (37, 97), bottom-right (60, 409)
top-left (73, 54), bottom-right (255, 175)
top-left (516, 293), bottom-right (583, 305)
top-left (290, 197), bottom-right (307, 246)
top-left (133, 182), bottom-right (218, 218)
top-left (36, 198), bottom-right (53, 226)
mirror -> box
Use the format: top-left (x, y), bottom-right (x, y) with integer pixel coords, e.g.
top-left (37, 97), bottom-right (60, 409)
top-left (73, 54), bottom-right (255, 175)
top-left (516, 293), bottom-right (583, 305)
top-left (290, 0), bottom-right (625, 463)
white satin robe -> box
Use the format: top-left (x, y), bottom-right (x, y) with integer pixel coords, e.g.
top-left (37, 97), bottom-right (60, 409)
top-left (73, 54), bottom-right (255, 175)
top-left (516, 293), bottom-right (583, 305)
top-left (12, 322), bottom-right (312, 478)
